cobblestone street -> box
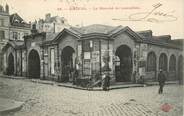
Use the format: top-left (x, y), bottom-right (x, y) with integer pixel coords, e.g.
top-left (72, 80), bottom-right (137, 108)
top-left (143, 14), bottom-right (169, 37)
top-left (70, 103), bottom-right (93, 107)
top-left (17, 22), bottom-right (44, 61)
top-left (0, 77), bottom-right (183, 116)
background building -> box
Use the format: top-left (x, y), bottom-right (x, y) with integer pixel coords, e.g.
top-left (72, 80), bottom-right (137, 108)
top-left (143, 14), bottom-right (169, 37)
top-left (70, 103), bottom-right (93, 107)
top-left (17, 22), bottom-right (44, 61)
top-left (33, 13), bottom-right (70, 33)
top-left (9, 13), bottom-right (31, 41)
top-left (0, 4), bottom-right (10, 72)
top-left (0, 4), bottom-right (31, 73)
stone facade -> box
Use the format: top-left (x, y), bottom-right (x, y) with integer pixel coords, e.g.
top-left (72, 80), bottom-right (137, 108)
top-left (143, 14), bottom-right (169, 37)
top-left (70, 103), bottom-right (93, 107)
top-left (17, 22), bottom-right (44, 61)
top-left (0, 4), bottom-right (10, 72)
top-left (2, 24), bottom-right (183, 85)
top-left (0, 4), bottom-right (31, 73)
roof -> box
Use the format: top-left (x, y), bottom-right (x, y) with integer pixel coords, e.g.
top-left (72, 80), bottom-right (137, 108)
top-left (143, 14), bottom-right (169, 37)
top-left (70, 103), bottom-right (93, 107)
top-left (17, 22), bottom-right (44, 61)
top-left (137, 30), bottom-right (152, 39)
top-left (52, 24), bottom-right (143, 41)
top-left (46, 32), bottom-right (60, 41)
top-left (10, 13), bottom-right (31, 28)
top-left (137, 30), bottom-right (182, 49)
top-left (32, 24), bottom-right (183, 50)
top-left (2, 40), bottom-right (25, 52)
top-left (70, 24), bottom-right (121, 34)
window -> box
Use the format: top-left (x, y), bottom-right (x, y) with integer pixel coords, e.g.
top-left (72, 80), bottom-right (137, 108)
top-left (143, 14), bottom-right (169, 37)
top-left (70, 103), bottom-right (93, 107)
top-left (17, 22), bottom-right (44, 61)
top-left (24, 33), bottom-right (29, 36)
top-left (13, 32), bottom-right (18, 40)
top-left (50, 48), bottom-right (55, 74)
top-left (0, 19), bottom-right (4, 26)
top-left (0, 30), bottom-right (5, 41)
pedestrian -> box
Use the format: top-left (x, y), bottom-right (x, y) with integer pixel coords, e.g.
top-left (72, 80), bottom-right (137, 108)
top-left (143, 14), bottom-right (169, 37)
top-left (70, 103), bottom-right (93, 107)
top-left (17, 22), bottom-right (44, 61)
top-left (72, 69), bottom-right (78, 85)
top-left (102, 65), bottom-right (111, 91)
top-left (106, 74), bottom-right (110, 90)
top-left (158, 69), bottom-right (166, 94)
top-left (133, 71), bottom-right (136, 83)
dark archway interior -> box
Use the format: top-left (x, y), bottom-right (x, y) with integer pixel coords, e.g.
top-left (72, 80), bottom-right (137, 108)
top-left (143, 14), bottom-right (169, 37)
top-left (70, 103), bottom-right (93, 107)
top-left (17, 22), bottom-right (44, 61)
top-left (61, 46), bottom-right (75, 82)
top-left (159, 53), bottom-right (167, 71)
top-left (28, 50), bottom-right (40, 78)
top-left (178, 56), bottom-right (183, 83)
top-left (115, 45), bottom-right (132, 82)
top-left (7, 53), bottom-right (14, 75)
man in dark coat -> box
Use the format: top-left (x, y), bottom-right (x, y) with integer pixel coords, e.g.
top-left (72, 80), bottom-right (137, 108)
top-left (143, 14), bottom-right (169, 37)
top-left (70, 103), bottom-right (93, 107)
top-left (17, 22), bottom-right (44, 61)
top-left (158, 69), bottom-right (166, 94)
top-left (102, 64), bottom-right (111, 91)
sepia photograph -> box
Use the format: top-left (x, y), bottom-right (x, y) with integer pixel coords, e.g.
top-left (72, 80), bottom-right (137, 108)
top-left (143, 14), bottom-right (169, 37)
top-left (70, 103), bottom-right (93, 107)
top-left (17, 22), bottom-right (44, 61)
top-left (0, 0), bottom-right (183, 116)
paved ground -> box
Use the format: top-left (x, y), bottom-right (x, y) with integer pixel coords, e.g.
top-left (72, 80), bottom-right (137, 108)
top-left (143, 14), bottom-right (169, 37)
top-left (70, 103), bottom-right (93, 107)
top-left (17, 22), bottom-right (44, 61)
top-left (0, 77), bottom-right (183, 116)
top-left (0, 97), bottom-right (24, 115)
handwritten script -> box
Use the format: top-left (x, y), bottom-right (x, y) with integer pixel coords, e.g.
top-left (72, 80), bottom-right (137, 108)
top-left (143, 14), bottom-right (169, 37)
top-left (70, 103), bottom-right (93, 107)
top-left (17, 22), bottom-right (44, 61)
top-left (112, 3), bottom-right (177, 23)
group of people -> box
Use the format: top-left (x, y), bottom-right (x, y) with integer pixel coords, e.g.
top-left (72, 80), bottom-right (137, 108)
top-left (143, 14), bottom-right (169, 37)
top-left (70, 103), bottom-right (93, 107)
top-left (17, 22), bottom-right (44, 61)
top-left (133, 71), bottom-right (144, 84)
top-left (101, 69), bottom-right (166, 93)
top-left (64, 64), bottom-right (166, 93)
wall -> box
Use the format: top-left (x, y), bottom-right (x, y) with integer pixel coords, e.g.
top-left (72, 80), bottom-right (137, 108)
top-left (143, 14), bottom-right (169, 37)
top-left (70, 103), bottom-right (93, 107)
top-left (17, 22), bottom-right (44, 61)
top-left (113, 32), bottom-right (136, 83)
top-left (58, 34), bottom-right (78, 80)
top-left (144, 43), bottom-right (182, 81)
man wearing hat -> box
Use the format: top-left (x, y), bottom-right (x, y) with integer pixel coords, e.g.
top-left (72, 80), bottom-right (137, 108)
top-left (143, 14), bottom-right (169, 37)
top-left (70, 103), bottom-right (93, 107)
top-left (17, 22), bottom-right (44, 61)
top-left (158, 69), bottom-right (166, 94)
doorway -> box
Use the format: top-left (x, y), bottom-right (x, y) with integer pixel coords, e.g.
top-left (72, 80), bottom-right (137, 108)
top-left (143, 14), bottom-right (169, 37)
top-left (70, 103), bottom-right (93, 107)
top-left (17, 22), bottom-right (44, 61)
top-left (7, 53), bottom-right (14, 75)
top-left (61, 46), bottom-right (75, 82)
top-left (28, 49), bottom-right (40, 78)
top-left (115, 45), bottom-right (132, 82)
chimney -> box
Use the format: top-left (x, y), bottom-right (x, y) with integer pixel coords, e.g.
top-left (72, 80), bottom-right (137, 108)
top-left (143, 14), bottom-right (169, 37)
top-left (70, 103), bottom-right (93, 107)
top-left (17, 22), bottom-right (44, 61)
top-left (31, 23), bottom-right (38, 34)
top-left (5, 4), bottom-right (9, 14)
top-left (45, 13), bottom-right (51, 20)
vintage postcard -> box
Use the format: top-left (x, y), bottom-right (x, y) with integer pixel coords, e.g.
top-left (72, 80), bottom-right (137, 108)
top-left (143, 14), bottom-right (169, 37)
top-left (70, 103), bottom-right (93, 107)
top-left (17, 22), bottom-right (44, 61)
top-left (0, 0), bottom-right (183, 116)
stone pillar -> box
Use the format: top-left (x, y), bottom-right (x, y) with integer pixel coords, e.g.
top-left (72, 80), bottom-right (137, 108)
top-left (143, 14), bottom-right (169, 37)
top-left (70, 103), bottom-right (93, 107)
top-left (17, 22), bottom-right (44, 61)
top-left (14, 50), bottom-right (17, 76)
top-left (57, 45), bottom-right (61, 81)
top-left (40, 47), bottom-right (44, 79)
top-left (175, 54), bottom-right (179, 79)
top-left (156, 53), bottom-right (160, 79)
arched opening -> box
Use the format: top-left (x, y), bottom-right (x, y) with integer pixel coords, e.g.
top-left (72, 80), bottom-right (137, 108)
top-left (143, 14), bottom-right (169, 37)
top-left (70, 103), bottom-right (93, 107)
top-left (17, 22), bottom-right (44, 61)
top-left (61, 46), bottom-right (75, 82)
top-left (115, 45), bottom-right (132, 82)
top-left (28, 49), bottom-right (40, 78)
top-left (7, 53), bottom-right (14, 75)
top-left (159, 53), bottom-right (168, 71)
top-left (178, 55), bottom-right (183, 84)
top-left (169, 55), bottom-right (176, 80)
top-left (147, 51), bottom-right (156, 79)
top-left (169, 55), bottom-right (176, 71)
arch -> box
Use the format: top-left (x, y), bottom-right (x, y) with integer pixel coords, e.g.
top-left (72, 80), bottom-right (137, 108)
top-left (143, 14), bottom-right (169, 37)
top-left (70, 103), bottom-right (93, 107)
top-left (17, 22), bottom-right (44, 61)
top-left (28, 49), bottom-right (40, 78)
top-left (7, 53), bottom-right (14, 75)
top-left (159, 53), bottom-right (168, 71)
top-left (178, 55), bottom-right (183, 84)
top-left (147, 51), bottom-right (156, 72)
top-left (169, 55), bottom-right (176, 71)
top-left (115, 45), bottom-right (132, 82)
top-left (61, 46), bottom-right (75, 82)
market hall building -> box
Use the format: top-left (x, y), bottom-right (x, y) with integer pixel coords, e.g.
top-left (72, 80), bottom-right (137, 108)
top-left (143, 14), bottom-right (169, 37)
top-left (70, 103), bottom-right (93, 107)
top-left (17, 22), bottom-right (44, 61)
top-left (2, 24), bottom-right (183, 85)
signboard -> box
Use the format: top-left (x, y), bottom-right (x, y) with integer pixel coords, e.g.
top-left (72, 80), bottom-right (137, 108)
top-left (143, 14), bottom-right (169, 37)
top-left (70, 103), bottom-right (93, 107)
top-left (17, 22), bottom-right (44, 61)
top-left (50, 48), bottom-right (55, 74)
top-left (91, 51), bottom-right (99, 62)
top-left (83, 59), bottom-right (91, 76)
top-left (31, 42), bottom-right (36, 47)
top-left (84, 52), bottom-right (90, 59)
top-left (139, 67), bottom-right (146, 76)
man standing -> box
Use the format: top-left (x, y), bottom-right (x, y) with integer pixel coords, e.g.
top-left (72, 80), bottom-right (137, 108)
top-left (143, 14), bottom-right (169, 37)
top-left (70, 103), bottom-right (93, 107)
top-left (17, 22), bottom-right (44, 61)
top-left (158, 69), bottom-right (166, 94)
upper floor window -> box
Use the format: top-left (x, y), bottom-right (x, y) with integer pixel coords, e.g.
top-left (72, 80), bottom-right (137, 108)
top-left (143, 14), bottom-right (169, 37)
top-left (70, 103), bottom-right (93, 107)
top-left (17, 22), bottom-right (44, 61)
top-left (0, 30), bottom-right (5, 41)
top-left (13, 32), bottom-right (18, 40)
top-left (24, 33), bottom-right (29, 36)
top-left (0, 19), bottom-right (4, 26)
